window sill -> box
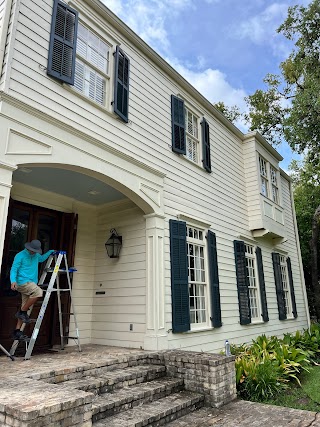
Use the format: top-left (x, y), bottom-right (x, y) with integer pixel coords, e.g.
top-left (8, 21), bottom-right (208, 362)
top-left (63, 84), bottom-right (120, 121)
top-left (183, 326), bottom-right (214, 334)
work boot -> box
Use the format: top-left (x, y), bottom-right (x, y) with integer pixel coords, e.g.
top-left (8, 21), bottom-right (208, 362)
top-left (15, 311), bottom-right (31, 324)
top-left (12, 330), bottom-right (30, 341)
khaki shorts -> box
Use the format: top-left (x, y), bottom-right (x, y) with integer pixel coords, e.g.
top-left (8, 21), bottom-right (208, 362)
top-left (17, 282), bottom-right (43, 307)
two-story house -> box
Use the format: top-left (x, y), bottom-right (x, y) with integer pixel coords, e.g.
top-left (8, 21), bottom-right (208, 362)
top-left (0, 0), bottom-right (310, 352)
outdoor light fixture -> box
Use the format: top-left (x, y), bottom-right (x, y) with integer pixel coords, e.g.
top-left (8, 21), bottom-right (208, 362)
top-left (105, 228), bottom-right (122, 258)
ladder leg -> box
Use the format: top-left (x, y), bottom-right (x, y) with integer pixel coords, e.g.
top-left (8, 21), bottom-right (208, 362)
top-left (56, 273), bottom-right (65, 350)
top-left (0, 343), bottom-right (14, 361)
top-left (64, 254), bottom-right (81, 352)
top-left (24, 253), bottom-right (63, 360)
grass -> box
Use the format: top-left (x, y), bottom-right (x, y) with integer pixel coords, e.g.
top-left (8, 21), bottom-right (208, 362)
top-left (263, 365), bottom-right (320, 412)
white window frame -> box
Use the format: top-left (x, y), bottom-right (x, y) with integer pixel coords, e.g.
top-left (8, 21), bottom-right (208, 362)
top-left (185, 107), bottom-right (200, 165)
top-left (186, 225), bottom-right (209, 329)
top-left (280, 255), bottom-right (293, 319)
top-left (258, 155), bottom-right (281, 206)
top-left (244, 243), bottom-right (262, 322)
top-left (73, 21), bottom-right (111, 107)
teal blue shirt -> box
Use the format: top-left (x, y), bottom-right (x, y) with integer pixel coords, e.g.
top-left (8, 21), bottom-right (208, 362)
top-left (10, 249), bottom-right (55, 285)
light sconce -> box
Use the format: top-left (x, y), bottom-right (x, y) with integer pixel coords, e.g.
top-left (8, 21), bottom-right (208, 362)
top-left (105, 228), bottom-right (122, 258)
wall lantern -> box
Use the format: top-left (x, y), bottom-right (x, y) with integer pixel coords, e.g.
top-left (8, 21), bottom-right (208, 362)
top-left (105, 228), bottom-right (122, 258)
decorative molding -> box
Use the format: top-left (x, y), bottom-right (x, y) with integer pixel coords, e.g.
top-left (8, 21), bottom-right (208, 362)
top-left (6, 129), bottom-right (52, 155)
top-left (0, 181), bottom-right (12, 189)
top-left (140, 183), bottom-right (161, 207)
top-left (0, 93), bottom-right (166, 179)
top-left (0, 160), bottom-right (17, 172)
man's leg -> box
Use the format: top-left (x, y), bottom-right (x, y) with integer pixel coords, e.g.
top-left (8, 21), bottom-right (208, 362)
top-left (15, 296), bottom-right (39, 329)
top-left (13, 283), bottom-right (42, 339)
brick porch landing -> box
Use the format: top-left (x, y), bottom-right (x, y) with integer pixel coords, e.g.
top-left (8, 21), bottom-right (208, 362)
top-left (0, 345), bottom-right (319, 427)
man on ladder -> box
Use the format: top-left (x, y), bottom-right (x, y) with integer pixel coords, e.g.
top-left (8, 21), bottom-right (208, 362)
top-left (10, 240), bottom-right (55, 341)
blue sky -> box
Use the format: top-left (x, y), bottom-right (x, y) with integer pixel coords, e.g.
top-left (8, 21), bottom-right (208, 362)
top-left (102, 0), bottom-right (310, 170)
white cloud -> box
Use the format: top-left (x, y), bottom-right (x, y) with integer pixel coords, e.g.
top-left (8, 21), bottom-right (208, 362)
top-left (237, 3), bottom-right (289, 44)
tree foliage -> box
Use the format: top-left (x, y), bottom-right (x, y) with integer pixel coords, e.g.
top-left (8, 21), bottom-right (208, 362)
top-left (245, 0), bottom-right (320, 164)
top-left (213, 101), bottom-right (242, 124)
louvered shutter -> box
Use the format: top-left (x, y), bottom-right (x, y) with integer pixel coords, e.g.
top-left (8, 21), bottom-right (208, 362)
top-left (171, 95), bottom-right (186, 154)
top-left (234, 240), bottom-right (251, 325)
top-left (169, 219), bottom-right (190, 333)
top-left (207, 231), bottom-right (222, 327)
top-left (201, 118), bottom-right (211, 173)
top-left (287, 257), bottom-right (298, 318)
top-left (114, 46), bottom-right (130, 122)
top-left (47, 0), bottom-right (78, 85)
top-left (256, 247), bottom-right (269, 322)
top-left (272, 252), bottom-right (287, 320)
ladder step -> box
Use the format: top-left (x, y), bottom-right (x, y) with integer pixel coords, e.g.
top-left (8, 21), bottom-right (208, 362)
top-left (45, 268), bottom-right (77, 272)
top-left (62, 336), bottom-right (79, 339)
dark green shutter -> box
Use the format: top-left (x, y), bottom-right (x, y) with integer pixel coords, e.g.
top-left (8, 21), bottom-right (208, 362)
top-left (207, 231), bottom-right (222, 327)
top-left (234, 241), bottom-right (251, 325)
top-left (169, 220), bottom-right (190, 332)
top-left (272, 252), bottom-right (287, 320)
top-left (171, 95), bottom-right (186, 154)
top-left (287, 257), bottom-right (298, 318)
top-left (256, 247), bottom-right (269, 322)
top-left (47, 0), bottom-right (78, 84)
top-left (201, 118), bottom-right (211, 173)
top-left (114, 46), bottom-right (130, 122)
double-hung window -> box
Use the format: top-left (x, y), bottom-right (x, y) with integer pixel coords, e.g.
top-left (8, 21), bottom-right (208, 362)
top-left (258, 155), bottom-right (281, 205)
top-left (171, 96), bottom-right (211, 172)
top-left (245, 244), bottom-right (261, 321)
top-left (185, 109), bottom-right (200, 164)
top-left (187, 225), bottom-right (207, 326)
top-left (259, 156), bottom-right (269, 198)
top-left (272, 252), bottom-right (297, 320)
top-left (234, 240), bottom-right (269, 325)
top-left (74, 23), bottom-right (110, 105)
top-left (169, 219), bottom-right (222, 333)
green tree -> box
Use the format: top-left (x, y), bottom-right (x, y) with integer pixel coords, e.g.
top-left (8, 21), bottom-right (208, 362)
top-left (245, 0), bottom-right (320, 163)
top-left (213, 101), bottom-right (242, 124)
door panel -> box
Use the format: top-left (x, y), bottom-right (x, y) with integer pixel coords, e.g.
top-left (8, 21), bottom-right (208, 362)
top-left (0, 200), bottom-right (77, 352)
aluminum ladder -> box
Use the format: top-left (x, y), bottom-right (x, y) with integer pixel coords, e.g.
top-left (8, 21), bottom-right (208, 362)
top-left (10, 251), bottom-right (81, 360)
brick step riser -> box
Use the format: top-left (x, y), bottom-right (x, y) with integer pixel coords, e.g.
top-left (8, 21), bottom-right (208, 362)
top-left (93, 382), bottom-right (184, 423)
top-left (148, 401), bottom-right (204, 427)
top-left (77, 370), bottom-right (166, 395)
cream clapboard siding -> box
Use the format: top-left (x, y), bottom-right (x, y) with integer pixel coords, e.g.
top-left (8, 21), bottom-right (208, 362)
top-left (92, 200), bottom-right (146, 348)
top-left (243, 140), bottom-right (261, 230)
top-left (1, 0), bottom-right (309, 352)
top-left (0, 0), bottom-right (14, 91)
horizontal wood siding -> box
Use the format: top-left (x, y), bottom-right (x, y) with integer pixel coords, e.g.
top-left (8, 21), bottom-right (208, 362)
top-left (2, 0), bottom-right (309, 353)
top-left (91, 201), bottom-right (146, 348)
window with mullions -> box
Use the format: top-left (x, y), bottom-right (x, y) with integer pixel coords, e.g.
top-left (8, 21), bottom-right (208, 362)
top-left (270, 166), bottom-right (279, 204)
top-left (187, 226), bottom-right (207, 326)
top-left (74, 22), bottom-right (110, 105)
top-left (185, 108), bottom-right (199, 164)
top-left (280, 255), bottom-right (293, 317)
top-left (259, 156), bottom-right (269, 197)
top-left (245, 244), bottom-right (261, 321)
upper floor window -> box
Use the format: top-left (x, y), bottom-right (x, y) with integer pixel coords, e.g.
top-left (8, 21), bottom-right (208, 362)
top-left (74, 23), bottom-right (110, 105)
top-left (185, 108), bottom-right (200, 164)
top-left (258, 155), bottom-right (280, 205)
top-left (279, 255), bottom-right (293, 318)
top-left (187, 225), bottom-right (208, 327)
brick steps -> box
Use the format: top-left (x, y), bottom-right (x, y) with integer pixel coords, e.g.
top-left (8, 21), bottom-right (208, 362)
top-left (92, 377), bottom-right (184, 422)
top-left (93, 391), bottom-right (205, 427)
top-left (59, 364), bottom-right (166, 394)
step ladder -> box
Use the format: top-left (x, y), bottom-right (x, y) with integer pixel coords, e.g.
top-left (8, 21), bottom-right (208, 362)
top-left (10, 251), bottom-right (81, 360)
top-left (0, 343), bottom-right (14, 360)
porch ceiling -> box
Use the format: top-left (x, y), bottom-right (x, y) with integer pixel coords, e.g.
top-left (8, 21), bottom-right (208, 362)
top-left (13, 166), bottom-right (126, 205)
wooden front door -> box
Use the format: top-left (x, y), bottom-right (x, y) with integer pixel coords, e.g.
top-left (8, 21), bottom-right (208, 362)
top-left (0, 200), bottom-right (78, 352)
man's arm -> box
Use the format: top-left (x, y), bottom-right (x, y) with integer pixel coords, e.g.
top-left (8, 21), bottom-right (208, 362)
top-left (10, 253), bottom-right (21, 290)
top-left (38, 250), bottom-right (55, 263)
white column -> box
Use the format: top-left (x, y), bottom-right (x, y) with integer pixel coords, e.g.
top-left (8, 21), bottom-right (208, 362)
top-left (144, 213), bottom-right (168, 350)
top-left (0, 161), bottom-right (16, 262)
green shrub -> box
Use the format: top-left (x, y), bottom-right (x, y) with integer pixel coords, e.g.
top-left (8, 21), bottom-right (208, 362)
top-left (232, 324), bottom-right (320, 402)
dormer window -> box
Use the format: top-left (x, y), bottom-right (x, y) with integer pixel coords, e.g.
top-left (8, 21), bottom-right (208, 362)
top-left (258, 155), bottom-right (281, 205)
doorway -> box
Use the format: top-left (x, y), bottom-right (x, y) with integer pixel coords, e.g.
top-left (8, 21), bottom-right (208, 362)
top-left (0, 199), bottom-right (78, 352)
